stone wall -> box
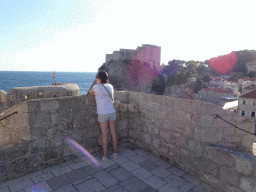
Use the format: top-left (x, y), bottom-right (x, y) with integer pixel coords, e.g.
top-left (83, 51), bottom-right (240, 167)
top-left (127, 91), bottom-right (256, 192)
top-left (0, 92), bottom-right (129, 182)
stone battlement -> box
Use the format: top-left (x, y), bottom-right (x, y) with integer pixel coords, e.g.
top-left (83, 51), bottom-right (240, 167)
top-left (0, 91), bottom-right (255, 191)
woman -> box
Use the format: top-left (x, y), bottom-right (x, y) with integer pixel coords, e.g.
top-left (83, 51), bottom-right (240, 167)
top-left (88, 71), bottom-right (118, 160)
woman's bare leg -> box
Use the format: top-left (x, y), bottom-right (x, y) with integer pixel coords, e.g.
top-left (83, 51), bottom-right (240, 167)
top-left (109, 120), bottom-right (117, 154)
top-left (99, 121), bottom-right (109, 158)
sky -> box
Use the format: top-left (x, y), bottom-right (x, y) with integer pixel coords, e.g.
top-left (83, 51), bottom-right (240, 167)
top-left (0, 0), bottom-right (256, 72)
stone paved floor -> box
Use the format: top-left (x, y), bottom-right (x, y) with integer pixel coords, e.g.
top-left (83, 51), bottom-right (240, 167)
top-left (0, 142), bottom-right (215, 192)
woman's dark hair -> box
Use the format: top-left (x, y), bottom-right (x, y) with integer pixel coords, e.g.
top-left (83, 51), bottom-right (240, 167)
top-left (96, 71), bottom-right (109, 84)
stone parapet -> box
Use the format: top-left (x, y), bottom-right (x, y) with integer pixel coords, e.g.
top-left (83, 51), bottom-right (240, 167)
top-left (0, 90), bottom-right (255, 191)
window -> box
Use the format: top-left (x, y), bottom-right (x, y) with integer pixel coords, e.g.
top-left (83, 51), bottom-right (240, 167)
top-left (252, 112), bottom-right (255, 117)
top-left (242, 100), bottom-right (246, 104)
top-left (25, 94), bottom-right (33, 100)
top-left (241, 111), bottom-right (245, 116)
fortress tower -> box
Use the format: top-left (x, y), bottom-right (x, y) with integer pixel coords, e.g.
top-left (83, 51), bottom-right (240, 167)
top-left (105, 44), bottom-right (161, 71)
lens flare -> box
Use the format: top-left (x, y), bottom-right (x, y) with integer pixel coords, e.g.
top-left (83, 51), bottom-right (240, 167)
top-left (208, 51), bottom-right (237, 75)
top-left (66, 137), bottom-right (101, 167)
top-left (31, 182), bottom-right (48, 192)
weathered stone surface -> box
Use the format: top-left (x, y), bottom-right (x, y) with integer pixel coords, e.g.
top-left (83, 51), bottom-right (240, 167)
top-left (149, 126), bottom-right (159, 135)
top-left (219, 166), bottom-right (238, 185)
top-left (128, 102), bottom-right (138, 112)
top-left (41, 100), bottom-right (59, 111)
top-left (7, 158), bottom-right (28, 179)
top-left (170, 131), bottom-right (187, 147)
top-left (120, 103), bottom-right (128, 112)
top-left (241, 135), bottom-right (253, 152)
top-left (1, 143), bottom-right (30, 162)
top-left (153, 137), bottom-right (160, 149)
top-left (240, 176), bottom-right (255, 192)
top-left (207, 146), bottom-right (235, 166)
top-left (187, 140), bottom-right (203, 156)
top-left (236, 156), bottom-right (252, 175)
top-left (0, 164), bottom-right (9, 177)
top-left (225, 186), bottom-right (243, 192)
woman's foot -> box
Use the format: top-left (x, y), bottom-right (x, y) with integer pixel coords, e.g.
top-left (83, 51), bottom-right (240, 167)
top-left (102, 156), bottom-right (108, 160)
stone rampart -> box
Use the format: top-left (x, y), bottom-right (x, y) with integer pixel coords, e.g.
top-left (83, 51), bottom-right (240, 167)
top-left (0, 92), bottom-right (129, 182)
top-left (0, 91), bottom-right (256, 191)
top-left (128, 91), bottom-right (256, 191)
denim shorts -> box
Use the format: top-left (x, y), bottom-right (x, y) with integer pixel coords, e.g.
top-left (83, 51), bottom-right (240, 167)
top-left (98, 112), bottom-right (116, 122)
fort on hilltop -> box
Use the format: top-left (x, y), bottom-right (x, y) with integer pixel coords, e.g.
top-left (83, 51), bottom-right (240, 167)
top-left (105, 44), bottom-right (162, 71)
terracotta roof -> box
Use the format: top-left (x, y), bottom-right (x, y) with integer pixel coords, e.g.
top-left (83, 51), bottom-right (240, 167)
top-left (203, 88), bottom-right (233, 94)
top-left (244, 85), bottom-right (256, 90)
top-left (240, 90), bottom-right (256, 98)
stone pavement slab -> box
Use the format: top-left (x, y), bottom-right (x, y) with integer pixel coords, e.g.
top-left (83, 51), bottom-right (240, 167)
top-left (128, 154), bottom-right (146, 163)
top-left (65, 166), bottom-right (91, 182)
top-left (168, 167), bottom-right (186, 177)
top-left (46, 174), bottom-right (73, 190)
top-left (24, 182), bottom-right (52, 192)
top-left (111, 155), bottom-right (129, 164)
top-left (0, 187), bottom-right (10, 192)
top-left (104, 185), bottom-right (127, 192)
top-left (52, 166), bottom-right (73, 177)
top-left (134, 149), bottom-right (149, 156)
top-left (8, 179), bottom-right (33, 192)
top-left (139, 186), bottom-right (158, 192)
top-left (158, 183), bottom-right (180, 192)
top-left (109, 167), bottom-right (133, 182)
top-left (53, 184), bottom-right (77, 192)
top-left (144, 153), bottom-right (161, 162)
top-left (151, 167), bottom-right (171, 179)
top-left (120, 176), bottom-right (149, 192)
top-left (143, 175), bottom-right (167, 190)
top-left (131, 168), bottom-right (153, 180)
top-left (155, 159), bottom-right (172, 169)
top-left (120, 160), bottom-right (141, 172)
top-left (180, 182), bottom-right (195, 192)
top-left (22, 170), bottom-right (44, 181)
top-left (182, 173), bottom-right (201, 185)
top-left (138, 159), bottom-right (159, 171)
top-left (164, 173), bottom-right (188, 187)
top-left (69, 161), bottom-right (88, 170)
top-left (119, 149), bottom-right (136, 157)
top-left (31, 173), bottom-right (54, 183)
top-left (59, 160), bottom-right (75, 168)
top-left (93, 170), bottom-right (118, 188)
top-left (42, 165), bottom-right (62, 173)
top-left (81, 178), bottom-right (106, 192)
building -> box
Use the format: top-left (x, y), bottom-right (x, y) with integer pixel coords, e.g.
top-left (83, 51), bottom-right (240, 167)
top-left (105, 44), bottom-right (161, 71)
top-left (0, 83), bottom-right (79, 112)
top-left (237, 89), bottom-right (256, 119)
top-left (223, 100), bottom-right (238, 112)
top-left (245, 61), bottom-right (256, 74)
top-left (197, 88), bottom-right (236, 106)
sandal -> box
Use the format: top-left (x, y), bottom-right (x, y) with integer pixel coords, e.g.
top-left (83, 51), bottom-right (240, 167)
top-left (102, 156), bottom-right (108, 160)
top-left (112, 153), bottom-right (118, 158)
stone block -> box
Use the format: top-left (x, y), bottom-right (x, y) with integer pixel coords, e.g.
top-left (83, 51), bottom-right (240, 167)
top-left (114, 91), bottom-right (129, 103)
top-left (161, 143), bottom-right (170, 154)
top-left (120, 103), bottom-right (127, 112)
top-left (225, 186), bottom-right (243, 192)
top-left (0, 164), bottom-right (9, 177)
top-left (223, 127), bottom-right (235, 136)
top-left (153, 137), bottom-right (160, 149)
top-left (40, 99), bottom-right (59, 111)
top-left (197, 128), bottom-right (223, 143)
top-left (219, 166), bottom-right (238, 185)
top-left (170, 131), bottom-right (187, 147)
top-left (160, 130), bottom-right (170, 140)
top-left (151, 95), bottom-right (164, 105)
top-left (1, 143), bottom-right (30, 162)
top-left (128, 102), bottom-right (138, 112)
top-left (206, 146), bottom-right (235, 166)
top-left (88, 95), bottom-right (96, 105)
top-left (7, 158), bottom-right (28, 180)
top-left (149, 126), bottom-right (159, 135)
top-left (224, 135), bottom-right (241, 143)
top-left (240, 176), bottom-right (255, 192)
top-left (116, 119), bottom-right (128, 130)
top-left (200, 174), bottom-right (224, 189)
top-left (236, 157), bottom-right (252, 175)
top-left (187, 140), bottom-right (203, 156)
top-left (241, 135), bottom-right (254, 152)
top-left (163, 96), bottom-right (173, 108)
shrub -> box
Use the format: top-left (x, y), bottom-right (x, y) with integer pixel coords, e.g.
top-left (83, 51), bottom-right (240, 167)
top-left (152, 77), bottom-right (166, 95)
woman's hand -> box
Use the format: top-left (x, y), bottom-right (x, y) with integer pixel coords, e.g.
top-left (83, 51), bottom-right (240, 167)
top-left (89, 88), bottom-right (96, 95)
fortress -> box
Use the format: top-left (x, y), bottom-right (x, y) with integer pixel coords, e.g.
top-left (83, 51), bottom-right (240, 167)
top-left (106, 44), bottom-right (162, 71)
top-left (0, 82), bottom-right (256, 191)
top-left (0, 83), bottom-right (79, 113)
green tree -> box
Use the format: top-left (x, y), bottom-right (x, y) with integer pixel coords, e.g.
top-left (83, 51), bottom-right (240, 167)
top-left (248, 71), bottom-right (256, 78)
top-left (202, 73), bottom-right (213, 83)
top-left (193, 77), bottom-right (204, 93)
top-left (186, 61), bottom-right (198, 78)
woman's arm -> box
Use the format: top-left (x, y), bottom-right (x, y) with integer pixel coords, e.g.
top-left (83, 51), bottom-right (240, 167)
top-left (89, 88), bottom-right (96, 95)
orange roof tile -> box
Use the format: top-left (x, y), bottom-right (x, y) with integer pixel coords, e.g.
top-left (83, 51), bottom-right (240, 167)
top-left (239, 90), bottom-right (256, 98)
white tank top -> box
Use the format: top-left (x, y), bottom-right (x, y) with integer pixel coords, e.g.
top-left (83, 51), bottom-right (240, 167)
top-left (93, 83), bottom-right (116, 114)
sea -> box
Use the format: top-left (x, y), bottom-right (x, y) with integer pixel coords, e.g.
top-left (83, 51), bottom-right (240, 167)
top-left (0, 71), bottom-right (97, 95)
